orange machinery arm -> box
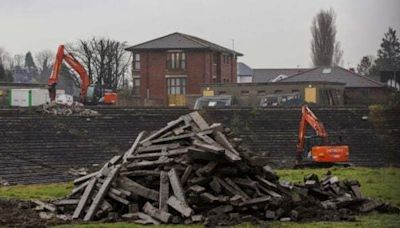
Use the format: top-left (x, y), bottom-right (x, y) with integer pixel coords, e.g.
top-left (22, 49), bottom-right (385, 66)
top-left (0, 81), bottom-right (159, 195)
top-left (48, 45), bottom-right (90, 102)
top-left (296, 105), bottom-right (328, 159)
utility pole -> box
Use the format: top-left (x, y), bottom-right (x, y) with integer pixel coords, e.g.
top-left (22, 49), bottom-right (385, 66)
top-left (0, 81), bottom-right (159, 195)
top-left (230, 39), bottom-right (235, 51)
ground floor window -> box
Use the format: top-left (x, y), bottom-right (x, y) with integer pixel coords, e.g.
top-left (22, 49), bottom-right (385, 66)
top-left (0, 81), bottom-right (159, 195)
top-left (132, 78), bottom-right (140, 96)
top-left (167, 78), bottom-right (186, 94)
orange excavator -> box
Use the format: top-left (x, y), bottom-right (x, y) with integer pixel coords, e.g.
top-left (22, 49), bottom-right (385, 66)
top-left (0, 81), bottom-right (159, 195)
top-left (295, 105), bottom-right (350, 168)
top-left (48, 45), bottom-right (117, 105)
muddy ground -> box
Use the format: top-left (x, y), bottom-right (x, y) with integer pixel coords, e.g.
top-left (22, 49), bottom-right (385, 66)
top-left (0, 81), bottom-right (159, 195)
top-left (0, 198), bottom-right (61, 227)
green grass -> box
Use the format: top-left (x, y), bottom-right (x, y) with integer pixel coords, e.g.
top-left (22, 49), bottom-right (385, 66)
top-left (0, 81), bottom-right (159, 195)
top-left (0, 182), bottom-right (73, 200)
top-left (1, 168), bottom-right (399, 227)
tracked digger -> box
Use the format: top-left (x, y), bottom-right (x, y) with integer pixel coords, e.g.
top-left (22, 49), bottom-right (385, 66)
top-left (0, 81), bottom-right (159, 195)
top-left (48, 45), bottom-right (117, 105)
top-left (295, 105), bottom-right (350, 168)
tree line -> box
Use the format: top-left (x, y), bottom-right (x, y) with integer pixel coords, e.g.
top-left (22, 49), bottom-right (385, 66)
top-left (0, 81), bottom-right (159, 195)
top-left (310, 8), bottom-right (400, 79)
top-left (0, 38), bottom-right (132, 94)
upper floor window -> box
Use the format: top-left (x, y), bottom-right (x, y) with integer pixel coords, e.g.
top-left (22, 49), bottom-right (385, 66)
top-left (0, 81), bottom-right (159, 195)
top-left (213, 53), bottom-right (218, 65)
top-left (133, 53), bottom-right (140, 70)
top-left (222, 54), bottom-right (231, 64)
top-left (167, 52), bottom-right (186, 70)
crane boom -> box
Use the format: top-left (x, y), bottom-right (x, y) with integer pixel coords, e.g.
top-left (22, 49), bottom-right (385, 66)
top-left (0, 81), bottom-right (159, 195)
top-left (48, 45), bottom-right (90, 102)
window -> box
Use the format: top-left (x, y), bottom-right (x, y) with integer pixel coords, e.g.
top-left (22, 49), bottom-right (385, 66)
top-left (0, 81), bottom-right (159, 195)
top-left (257, 90), bottom-right (266, 96)
top-left (133, 54), bottom-right (140, 70)
top-left (213, 53), bottom-right (218, 65)
top-left (219, 91), bottom-right (226, 95)
top-left (167, 52), bottom-right (186, 70)
top-left (292, 89), bottom-right (300, 93)
top-left (132, 78), bottom-right (141, 96)
top-left (274, 90), bottom-right (282, 94)
top-left (222, 55), bottom-right (230, 64)
top-left (167, 78), bottom-right (186, 94)
top-left (241, 90), bottom-right (250, 95)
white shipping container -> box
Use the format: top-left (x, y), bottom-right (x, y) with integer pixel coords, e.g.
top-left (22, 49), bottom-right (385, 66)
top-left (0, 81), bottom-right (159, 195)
top-left (10, 89), bottom-right (50, 107)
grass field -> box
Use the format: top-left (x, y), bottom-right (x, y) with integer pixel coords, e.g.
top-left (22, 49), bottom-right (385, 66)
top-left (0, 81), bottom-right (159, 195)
top-left (1, 167), bottom-right (399, 227)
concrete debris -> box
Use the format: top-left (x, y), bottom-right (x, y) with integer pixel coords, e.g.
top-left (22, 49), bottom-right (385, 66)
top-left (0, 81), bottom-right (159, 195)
top-left (0, 177), bottom-right (9, 186)
top-left (38, 103), bottom-right (99, 117)
top-left (34, 112), bottom-right (400, 226)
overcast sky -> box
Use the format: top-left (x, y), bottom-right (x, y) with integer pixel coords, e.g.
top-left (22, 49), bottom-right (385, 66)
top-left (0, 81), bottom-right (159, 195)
top-left (1, 0), bottom-right (399, 68)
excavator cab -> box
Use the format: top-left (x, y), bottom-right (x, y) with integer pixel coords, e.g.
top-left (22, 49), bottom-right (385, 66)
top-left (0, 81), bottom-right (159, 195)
top-left (86, 85), bottom-right (118, 105)
top-left (303, 135), bottom-right (349, 163)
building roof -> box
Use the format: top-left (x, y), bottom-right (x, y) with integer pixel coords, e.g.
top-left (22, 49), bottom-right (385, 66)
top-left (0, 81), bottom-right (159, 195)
top-left (126, 32), bottom-right (243, 56)
top-left (237, 62), bottom-right (253, 76)
top-left (252, 68), bottom-right (309, 83)
top-left (280, 66), bottom-right (385, 88)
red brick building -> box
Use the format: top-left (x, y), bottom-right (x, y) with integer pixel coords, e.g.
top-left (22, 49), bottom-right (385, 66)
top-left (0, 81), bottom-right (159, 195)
top-left (125, 32), bottom-right (242, 106)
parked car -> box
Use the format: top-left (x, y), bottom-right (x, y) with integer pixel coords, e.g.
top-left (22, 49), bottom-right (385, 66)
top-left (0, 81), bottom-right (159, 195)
top-left (259, 92), bottom-right (301, 107)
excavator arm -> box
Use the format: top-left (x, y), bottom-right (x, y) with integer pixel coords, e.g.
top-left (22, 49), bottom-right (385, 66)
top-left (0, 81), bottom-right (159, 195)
top-left (296, 105), bottom-right (328, 161)
top-left (48, 45), bottom-right (90, 102)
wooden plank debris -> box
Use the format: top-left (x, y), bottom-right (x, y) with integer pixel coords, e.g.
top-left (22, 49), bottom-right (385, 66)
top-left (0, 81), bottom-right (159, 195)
top-left (180, 165), bottom-right (192, 186)
top-left (159, 171), bottom-right (169, 212)
top-left (32, 200), bottom-right (56, 212)
top-left (72, 177), bottom-right (97, 219)
top-left (143, 202), bottom-right (172, 223)
top-left (118, 176), bottom-right (159, 201)
top-left (84, 165), bottom-right (121, 221)
top-left (140, 117), bottom-right (184, 145)
top-left (167, 196), bottom-right (193, 217)
top-left (127, 148), bottom-right (188, 161)
top-left (73, 171), bottom-right (98, 185)
top-left (123, 131), bottom-right (146, 161)
top-left (54, 199), bottom-right (79, 206)
top-left (189, 111), bottom-right (210, 130)
top-left (168, 168), bottom-right (187, 204)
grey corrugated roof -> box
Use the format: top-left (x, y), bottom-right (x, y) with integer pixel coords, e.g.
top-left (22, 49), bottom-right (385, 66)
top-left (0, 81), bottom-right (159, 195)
top-left (280, 66), bottom-right (384, 87)
top-left (253, 68), bottom-right (309, 82)
top-left (237, 62), bottom-right (253, 76)
top-left (126, 32), bottom-right (243, 56)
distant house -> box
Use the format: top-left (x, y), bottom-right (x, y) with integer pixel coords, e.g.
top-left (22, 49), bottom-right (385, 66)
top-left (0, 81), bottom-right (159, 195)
top-left (237, 62), bottom-right (253, 83)
top-left (280, 66), bottom-right (390, 105)
top-left (125, 32), bottom-right (243, 107)
top-left (253, 68), bottom-right (309, 83)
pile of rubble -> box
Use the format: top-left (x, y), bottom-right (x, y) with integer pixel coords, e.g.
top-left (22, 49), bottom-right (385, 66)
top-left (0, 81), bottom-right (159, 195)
top-left (34, 112), bottom-right (399, 226)
top-left (38, 103), bottom-right (99, 117)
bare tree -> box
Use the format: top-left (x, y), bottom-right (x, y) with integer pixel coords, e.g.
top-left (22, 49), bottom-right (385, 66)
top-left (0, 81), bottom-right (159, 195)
top-left (0, 47), bottom-right (12, 69)
top-left (12, 54), bottom-right (24, 68)
top-left (311, 8), bottom-right (343, 67)
top-left (68, 37), bottom-right (131, 92)
top-left (35, 50), bottom-right (54, 83)
top-left (0, 47), bottom-right (13, 82)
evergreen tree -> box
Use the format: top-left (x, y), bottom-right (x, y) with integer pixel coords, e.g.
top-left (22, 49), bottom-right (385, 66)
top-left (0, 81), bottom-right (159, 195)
top-left (24, 51), bottom-right (37, 69)
top-left (24, 51), bottom-right (38, 82)
top-left (375, 27), bottom-right (400, 71)
top-left (357, 56), bottom-right (373, 76)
